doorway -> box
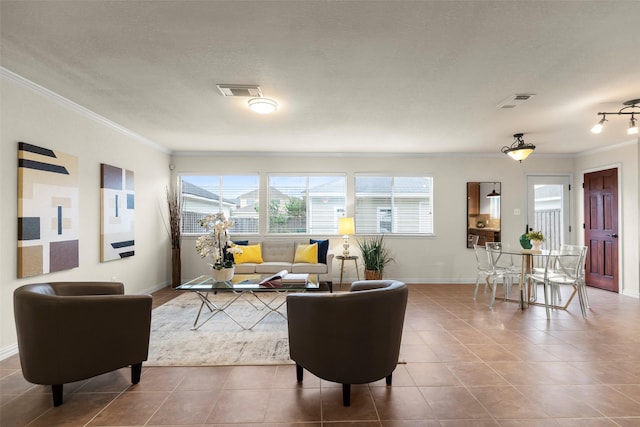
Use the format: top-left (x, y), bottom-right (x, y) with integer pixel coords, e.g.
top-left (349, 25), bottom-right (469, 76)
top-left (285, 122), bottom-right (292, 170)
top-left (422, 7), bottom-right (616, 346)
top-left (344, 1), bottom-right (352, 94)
top-left (526, 175), bottom-right (572, 250)
top-left (583, 168), bottom-right (619, 292)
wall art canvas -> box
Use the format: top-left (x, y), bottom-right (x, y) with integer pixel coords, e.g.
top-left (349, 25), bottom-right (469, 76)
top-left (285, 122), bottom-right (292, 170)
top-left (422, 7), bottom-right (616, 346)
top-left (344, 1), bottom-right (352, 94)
top-left (101, 163), bottom-right (135, 261)
top-left (18, 142), bottom-right (80, 278)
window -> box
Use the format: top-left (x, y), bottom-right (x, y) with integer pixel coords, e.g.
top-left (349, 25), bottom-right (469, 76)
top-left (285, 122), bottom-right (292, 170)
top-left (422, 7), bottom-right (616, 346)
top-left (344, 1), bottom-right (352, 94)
top-left (355, 175), bottom-right (433, 234)
top-left (180, 175), bottom-right (259, 234)
top-left (268, 175), bottom-right (346, 234)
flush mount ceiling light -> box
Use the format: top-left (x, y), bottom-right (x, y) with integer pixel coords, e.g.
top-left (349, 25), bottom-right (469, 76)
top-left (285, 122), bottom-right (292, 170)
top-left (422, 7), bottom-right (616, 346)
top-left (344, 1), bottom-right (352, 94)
top-left (248, 97), bottom-right (278, 114)
top-left (591, 98), bottom-right (640, 136)
top-left (501, 133), bottom-right (535, 162)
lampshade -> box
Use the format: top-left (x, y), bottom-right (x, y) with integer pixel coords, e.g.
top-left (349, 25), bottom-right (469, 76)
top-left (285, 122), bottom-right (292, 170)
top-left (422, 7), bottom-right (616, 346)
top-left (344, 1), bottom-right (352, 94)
top-left (248, 97), bottom-right (278, 114)
top-left (506, 148), bottom-right (534, 161)
top-left (338, 217), bottom-right (355, 235)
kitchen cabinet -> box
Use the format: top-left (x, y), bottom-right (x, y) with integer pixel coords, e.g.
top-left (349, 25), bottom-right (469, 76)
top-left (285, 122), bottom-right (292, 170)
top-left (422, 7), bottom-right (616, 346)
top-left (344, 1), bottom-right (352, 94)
top-left (467, 182), bottom-right (480, 216)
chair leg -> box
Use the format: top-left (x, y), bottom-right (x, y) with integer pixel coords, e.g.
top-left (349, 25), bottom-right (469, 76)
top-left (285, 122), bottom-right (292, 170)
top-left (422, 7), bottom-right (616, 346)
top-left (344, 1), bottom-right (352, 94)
top-left (543, 281), bottom-right (551, 319)
top-left (342, 384), bottom-right (351, 406)
top-left (473, 276), bottom-right (481, 300)
top-left (489, 279), bottom-right (498, 309)
top-left (577, 285), bottom-right (588, 318)
top-left (386, 373), bottom-right (392, 385)
top-left (131, 363), bottom-right (142, 384)
top-left (296, 364), bottom-right (304, 382)
top-left (52, 384), bottom-right (63, 406)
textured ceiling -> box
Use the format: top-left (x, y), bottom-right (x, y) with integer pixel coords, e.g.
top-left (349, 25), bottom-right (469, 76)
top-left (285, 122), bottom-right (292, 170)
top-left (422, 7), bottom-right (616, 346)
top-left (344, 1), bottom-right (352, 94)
top-left (1, 1), bottom-right (639, 155)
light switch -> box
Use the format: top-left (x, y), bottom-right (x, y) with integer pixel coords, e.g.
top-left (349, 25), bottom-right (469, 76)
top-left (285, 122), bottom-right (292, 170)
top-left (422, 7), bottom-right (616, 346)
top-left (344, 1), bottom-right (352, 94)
top-left (514, 209), bottom-right (521, 215)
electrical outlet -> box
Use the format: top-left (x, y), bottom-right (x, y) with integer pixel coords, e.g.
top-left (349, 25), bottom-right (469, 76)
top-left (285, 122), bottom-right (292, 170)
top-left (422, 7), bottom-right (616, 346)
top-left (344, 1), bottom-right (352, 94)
top-left (514, 209), bottom-right (521, 215)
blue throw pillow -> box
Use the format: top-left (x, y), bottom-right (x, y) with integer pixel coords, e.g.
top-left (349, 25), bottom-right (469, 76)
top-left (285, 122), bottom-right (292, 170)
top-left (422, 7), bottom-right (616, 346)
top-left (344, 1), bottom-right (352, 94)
top-left (310, 239), bottom-right (329, 264)
top-left (225, 240), bottom-right (249, 262)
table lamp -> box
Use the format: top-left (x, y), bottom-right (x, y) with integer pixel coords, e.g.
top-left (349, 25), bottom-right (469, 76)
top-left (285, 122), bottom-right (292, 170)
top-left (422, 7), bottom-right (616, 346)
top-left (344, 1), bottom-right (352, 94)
top-left (338, 217), bottom-right (355, 257)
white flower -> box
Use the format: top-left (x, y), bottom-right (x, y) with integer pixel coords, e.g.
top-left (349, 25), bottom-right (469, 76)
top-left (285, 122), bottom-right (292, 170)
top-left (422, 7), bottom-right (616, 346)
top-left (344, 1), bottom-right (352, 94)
top-left (196, 212), bottom-right (238, 269)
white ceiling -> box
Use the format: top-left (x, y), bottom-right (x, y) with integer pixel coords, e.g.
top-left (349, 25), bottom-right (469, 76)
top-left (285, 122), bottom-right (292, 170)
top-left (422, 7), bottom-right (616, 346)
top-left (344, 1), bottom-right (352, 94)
top-left (1, 1), bottom-right (639, 156)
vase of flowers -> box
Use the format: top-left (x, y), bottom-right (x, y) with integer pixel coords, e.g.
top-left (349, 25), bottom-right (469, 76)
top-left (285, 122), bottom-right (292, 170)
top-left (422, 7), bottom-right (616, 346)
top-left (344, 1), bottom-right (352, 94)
top-left (195, 212), bottom-right (243, 282)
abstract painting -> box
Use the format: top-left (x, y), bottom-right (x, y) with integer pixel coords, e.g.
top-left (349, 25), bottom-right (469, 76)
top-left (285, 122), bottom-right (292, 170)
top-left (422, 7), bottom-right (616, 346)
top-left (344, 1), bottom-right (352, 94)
top-left (18, 142), bottom-right (80, 278)
top-left (101, 163), bottom-right (135, 261)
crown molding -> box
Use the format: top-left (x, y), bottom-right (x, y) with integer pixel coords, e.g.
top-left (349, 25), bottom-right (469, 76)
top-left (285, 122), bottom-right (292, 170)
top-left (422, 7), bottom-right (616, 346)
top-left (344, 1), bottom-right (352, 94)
top-left (1, 67), bottom-right (169, 154)
top-left (575, 138), bottom-right (638, 158)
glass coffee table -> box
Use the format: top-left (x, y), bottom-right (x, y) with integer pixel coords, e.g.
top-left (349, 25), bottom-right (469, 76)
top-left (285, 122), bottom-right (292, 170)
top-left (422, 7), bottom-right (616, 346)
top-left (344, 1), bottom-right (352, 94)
top-left (176, 273), bottom-right (319, 330)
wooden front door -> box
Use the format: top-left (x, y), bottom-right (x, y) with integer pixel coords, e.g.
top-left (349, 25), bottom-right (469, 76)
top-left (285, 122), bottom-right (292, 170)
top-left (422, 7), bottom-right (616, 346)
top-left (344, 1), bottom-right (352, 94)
top-left (584, 168), bottom-right (619, 292)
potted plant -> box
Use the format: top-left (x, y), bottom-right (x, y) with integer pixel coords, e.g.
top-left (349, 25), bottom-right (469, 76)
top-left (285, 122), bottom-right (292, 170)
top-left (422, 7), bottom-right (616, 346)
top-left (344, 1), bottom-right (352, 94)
top-left (525, 229), bottom-right (545, 250)
top-left (195, 212), bottom-right (243, 282)
top-left (356, 234), bottom-right (395, 280)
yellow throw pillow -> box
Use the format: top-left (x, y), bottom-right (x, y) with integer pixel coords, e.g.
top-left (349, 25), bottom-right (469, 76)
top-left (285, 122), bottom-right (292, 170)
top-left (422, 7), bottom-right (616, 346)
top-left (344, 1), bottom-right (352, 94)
top-left (294, 243), bottom-right (318, 264)
top-left (233, 244), bottom-right (264, 264)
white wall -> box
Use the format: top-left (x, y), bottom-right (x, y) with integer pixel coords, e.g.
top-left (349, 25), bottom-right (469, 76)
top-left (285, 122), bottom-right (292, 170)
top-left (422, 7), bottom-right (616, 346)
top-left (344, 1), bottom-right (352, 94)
top-left (1, 72), bottom-right (172, 356)
top-left (574, 140), bottom-right (640, 298)
top-left (171, 153), bottom-right (581, 284)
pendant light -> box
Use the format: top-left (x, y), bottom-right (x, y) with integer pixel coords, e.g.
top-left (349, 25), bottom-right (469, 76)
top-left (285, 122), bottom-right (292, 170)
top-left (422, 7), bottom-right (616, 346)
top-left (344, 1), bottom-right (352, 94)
top-left (486, 183), bottom-right (500, 198)
top-left (501, 133), bottom-right (535, 162)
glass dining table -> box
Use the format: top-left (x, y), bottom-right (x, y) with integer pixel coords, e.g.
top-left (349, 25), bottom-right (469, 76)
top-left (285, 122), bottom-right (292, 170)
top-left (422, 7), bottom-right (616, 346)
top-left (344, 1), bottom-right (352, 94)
top-left (486, 245), bottom-right (580, 311)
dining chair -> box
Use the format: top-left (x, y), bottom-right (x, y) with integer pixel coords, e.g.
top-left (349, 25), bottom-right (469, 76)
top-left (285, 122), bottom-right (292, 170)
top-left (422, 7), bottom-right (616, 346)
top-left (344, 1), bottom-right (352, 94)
top-left (472, 243), bottom-right (511, 308)
top-left (485, 242), bottom-right (521, 302)
top-left (527, 248), bottom-right (589, 318)
top-left (560, 244), bottom-right (590, 309)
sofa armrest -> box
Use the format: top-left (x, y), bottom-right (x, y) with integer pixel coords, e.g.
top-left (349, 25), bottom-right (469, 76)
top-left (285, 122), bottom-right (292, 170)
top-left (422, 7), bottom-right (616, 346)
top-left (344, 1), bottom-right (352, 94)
top-left (325, 250), bottom-right (335, 276)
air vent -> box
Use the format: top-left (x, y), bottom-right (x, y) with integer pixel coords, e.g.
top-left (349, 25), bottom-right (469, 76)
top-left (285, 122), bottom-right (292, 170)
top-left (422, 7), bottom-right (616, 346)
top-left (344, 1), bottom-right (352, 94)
top-left (216, 84), bottom-right (263, 97)
top-left (496, 93), bottom-right (536, 109)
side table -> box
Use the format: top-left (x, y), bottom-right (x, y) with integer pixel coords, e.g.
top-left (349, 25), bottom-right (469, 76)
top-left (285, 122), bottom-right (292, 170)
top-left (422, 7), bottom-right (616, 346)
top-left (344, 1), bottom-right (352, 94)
top-left (336, 255), bottom-right (360, 288)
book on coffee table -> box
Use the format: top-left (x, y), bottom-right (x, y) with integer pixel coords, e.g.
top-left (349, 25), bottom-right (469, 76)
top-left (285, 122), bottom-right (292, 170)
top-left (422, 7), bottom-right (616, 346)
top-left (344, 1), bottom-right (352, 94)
top-left (259, 270), bottom-right (309, 287)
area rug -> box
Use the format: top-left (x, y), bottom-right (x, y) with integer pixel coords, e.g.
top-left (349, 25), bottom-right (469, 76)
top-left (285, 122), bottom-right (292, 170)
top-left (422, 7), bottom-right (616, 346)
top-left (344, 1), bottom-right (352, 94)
top-left (146, 292), bottom-right (293, 366)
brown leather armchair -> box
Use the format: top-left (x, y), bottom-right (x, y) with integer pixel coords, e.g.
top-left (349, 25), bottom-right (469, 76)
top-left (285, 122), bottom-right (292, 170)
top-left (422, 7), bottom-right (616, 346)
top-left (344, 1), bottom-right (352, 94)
top-left (13, 281), bottom-right (152, 406)
top-left (287, 280), bottom-right (408, 406)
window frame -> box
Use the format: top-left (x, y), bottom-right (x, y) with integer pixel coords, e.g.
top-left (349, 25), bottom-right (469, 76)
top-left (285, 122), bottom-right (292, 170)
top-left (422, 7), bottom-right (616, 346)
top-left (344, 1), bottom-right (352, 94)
top-left (354, 174), bottom-right (434, 236)
top-left (266, 173), bottom-right (347, 235)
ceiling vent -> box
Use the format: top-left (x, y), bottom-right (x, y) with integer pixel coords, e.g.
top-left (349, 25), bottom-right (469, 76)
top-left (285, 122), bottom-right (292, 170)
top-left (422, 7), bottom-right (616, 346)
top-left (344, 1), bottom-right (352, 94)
top-left (216, 84), bottom-right (263, 97)
top-left (496, 93), bottom-right (536, 109)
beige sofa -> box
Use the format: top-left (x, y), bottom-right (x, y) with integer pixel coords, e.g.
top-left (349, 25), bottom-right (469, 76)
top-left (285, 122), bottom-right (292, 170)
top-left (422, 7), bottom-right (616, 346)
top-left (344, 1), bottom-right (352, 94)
top-left (233, 240), bottom-right (334, 289)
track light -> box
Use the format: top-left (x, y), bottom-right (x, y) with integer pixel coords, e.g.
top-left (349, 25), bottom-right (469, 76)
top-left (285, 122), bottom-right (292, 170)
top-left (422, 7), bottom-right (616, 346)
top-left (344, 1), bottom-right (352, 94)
top-left (591, 115), bottom-right (606, 134)
top-left (591, 98), bottom-right (640, 135)
top-left (628, 114), bottom-right (638, 135)
top-left (501, 133), bottom-right (535, 162)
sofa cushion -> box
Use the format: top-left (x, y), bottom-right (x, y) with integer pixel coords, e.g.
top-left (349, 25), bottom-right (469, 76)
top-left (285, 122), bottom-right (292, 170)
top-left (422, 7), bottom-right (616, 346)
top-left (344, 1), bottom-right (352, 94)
top-left (292, 263), bottom-right (328, 274)
top-left (233, 244), bottom-right (264, 264)
top-left (294, 243), bottom-right (318, 264)
top-left (255, 262), bottom-right (293, 274)
top-left (234, 263), bottom-right (258, 274)
top-left (310, 239), bottom-right (329, 264)
top-left (261, 241), bottom-right (295, 263)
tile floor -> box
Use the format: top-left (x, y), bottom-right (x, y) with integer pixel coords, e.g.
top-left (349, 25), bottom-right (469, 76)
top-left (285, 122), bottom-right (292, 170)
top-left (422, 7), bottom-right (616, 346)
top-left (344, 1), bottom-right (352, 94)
top-left (2, 283), bottom-right (640, 426)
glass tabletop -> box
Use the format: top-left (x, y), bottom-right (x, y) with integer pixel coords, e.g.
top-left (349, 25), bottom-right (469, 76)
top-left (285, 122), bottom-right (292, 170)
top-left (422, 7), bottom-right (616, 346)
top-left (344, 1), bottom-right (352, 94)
top-left (177, 273), bottom-right (319, 292)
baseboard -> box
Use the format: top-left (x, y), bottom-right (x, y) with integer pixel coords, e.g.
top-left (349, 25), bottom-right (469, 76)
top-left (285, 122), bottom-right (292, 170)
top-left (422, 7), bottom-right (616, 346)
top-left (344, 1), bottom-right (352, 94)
top-left (0, 344), bottom-right (18, 361)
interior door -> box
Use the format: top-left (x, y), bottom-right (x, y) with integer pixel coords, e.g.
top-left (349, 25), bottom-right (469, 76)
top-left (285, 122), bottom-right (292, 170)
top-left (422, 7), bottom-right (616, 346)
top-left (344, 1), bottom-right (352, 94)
top-left (584, 168), bottom-right (619, 292)
top-left (526, 175), bottom-right (571, 250)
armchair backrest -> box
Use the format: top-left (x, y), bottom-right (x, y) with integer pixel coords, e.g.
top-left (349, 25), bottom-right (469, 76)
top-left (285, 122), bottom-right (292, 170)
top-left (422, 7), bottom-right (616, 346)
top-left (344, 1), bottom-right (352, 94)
top-left (287, 280), bottom-right (408, 385)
